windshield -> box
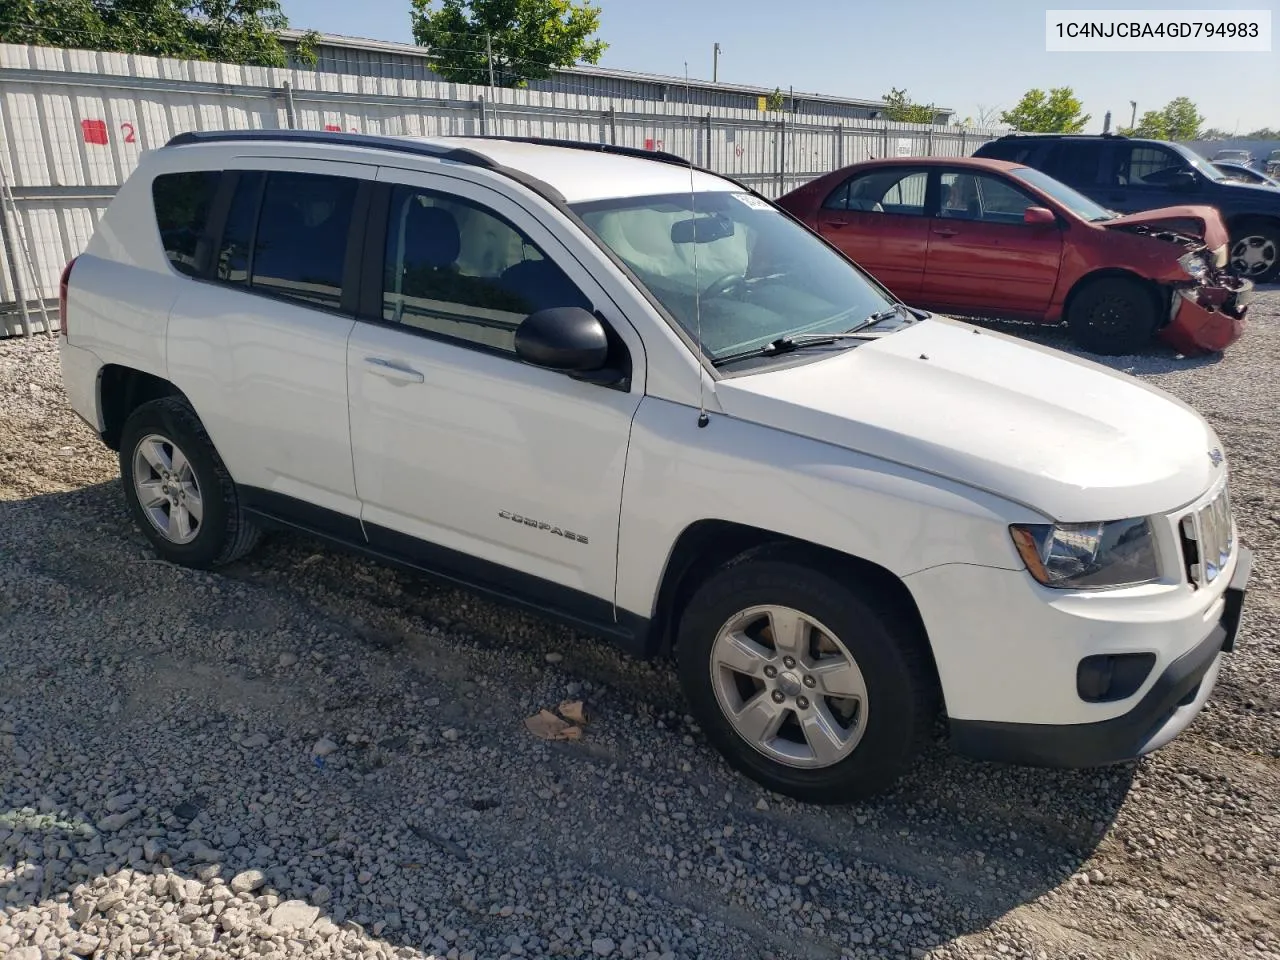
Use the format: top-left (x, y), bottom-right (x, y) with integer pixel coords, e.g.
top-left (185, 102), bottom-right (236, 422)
top-left (1007, 166), bottom-right (1116, 221)
top-left (571, 191), bottom-right (900, 363)
top-left (1171, 143), bottom-right (1227, 181)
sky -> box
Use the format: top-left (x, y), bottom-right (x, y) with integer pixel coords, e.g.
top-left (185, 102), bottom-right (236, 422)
top-left (278, 0), bottom-right (1278, 133)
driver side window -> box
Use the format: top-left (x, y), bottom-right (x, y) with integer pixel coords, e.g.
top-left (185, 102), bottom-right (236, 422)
top-left (1115, 146), bottom-right (1186, 186)
top-left (381, 185), bottom-right (590, 355)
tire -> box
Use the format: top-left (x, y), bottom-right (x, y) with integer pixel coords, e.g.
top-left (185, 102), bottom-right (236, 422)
top-left (1228, 220), bottom-right (1280, 284)
top-left (1065, 276), bottom-right (1159, 355)
top-left (675, 557), bottom-right (936, 803)
top-left (118, 397), bottom-right (261, 569)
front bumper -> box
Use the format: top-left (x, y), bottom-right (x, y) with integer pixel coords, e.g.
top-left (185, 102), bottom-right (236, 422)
top-left (1159, 278), bottom-right (1253, 355)
top-left (949, 546), bottom-right (1252, 768)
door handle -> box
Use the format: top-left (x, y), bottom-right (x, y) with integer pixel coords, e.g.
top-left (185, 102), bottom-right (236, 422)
top-left (827, 219), bottom-right (850, 229)
top-left (363, 356), bottom-right (424, 384)
top-left (933, 228), bottom-right (959, 238)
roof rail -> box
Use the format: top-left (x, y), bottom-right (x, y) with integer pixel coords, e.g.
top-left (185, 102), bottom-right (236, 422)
top-left (997, 131), bottom-right (1129, 139)
top-left (460, 135), bottom-right (694, 169)
top-left (164, 129), bottom-right (501, 168)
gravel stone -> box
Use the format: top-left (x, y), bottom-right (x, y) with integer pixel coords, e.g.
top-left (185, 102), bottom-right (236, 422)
top-left (2, 295), bottom-right (1279, 960)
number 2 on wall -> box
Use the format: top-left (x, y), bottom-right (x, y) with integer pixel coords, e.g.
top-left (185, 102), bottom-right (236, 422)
top-left (121, 122), bottom-right (136, 144)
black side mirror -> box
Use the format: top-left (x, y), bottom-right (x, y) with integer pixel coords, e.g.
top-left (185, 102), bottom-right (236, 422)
top-left (515, 306), bottom-right (610, 373)
top-left (1173, 169), bottom-right (1198, 189)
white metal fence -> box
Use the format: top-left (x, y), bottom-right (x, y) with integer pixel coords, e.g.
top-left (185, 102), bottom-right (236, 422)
top-left (0, 42), bottom-right (1006, 335)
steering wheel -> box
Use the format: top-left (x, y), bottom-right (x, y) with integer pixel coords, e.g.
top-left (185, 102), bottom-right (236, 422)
top-left (702, 271), bottom-right (746, 300)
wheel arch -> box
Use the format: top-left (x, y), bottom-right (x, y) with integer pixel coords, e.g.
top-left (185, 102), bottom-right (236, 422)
top-left (648, 520), bottom-right (942, 699)
top-left (1062, 267), bottom-right (1167, 326)
top-left (98, 365), bottom-right (189, 451)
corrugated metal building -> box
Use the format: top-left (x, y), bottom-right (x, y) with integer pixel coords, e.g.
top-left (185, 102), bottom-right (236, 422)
top-left (283, 30), bottom-right (954, 124)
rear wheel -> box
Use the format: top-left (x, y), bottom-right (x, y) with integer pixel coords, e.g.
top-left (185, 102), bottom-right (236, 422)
top-left (1065, 276), bottom-right (1159, 355)
top-left (1229, 220), bottom-right (1279, 283)
top-left (675, 558), bottom-right (935, 803)
top-left (119, 398), bottom-right (261, 568)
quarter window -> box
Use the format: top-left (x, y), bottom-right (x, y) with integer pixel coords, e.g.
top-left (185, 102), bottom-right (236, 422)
top-left (152, 171), bottom-right (221, 277)
top-left (382, 185), bottom-right (589, 354)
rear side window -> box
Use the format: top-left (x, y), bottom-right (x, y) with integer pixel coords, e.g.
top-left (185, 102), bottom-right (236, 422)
top-left (254, 172), bottom-right (358, 309)
top-left (1044, 142), bottom-right (1101, 186)
top-left (215, 170), bottom-right (358, 310)
top-left (152, 171), bottom-right (221, 277)
top-left (976, 139), bottom-right (1037, 164)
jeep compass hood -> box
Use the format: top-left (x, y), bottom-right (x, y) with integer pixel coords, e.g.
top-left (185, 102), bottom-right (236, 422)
top-left (714, 317), bottom-right (1220, 522)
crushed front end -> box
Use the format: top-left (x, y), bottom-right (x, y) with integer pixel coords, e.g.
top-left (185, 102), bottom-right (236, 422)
top-left (1159, 242), bottom-right (1252, 355)
top-left (1105, 221), bottom-right (1252, 355)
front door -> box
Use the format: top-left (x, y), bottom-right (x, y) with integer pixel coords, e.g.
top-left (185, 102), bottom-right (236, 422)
top-left (345, 168), bottom-right (646, 627)
top-left (920, 168), bottom-right (1064, 318)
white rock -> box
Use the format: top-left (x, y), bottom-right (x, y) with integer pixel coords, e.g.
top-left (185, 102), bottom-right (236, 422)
top-left (312, 737), bottom-right (339, 757)
top-left (96, 809), bottom-right (139, 832)
top-left (231, 869), bottom-right (267, 894)
top-left (279, 652), bottom-right (299, 668)
top-left (271, 900), bottom-right (320, 931)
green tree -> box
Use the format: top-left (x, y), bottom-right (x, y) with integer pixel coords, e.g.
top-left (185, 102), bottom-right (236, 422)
top-left (764, 86), bottom-right (784, 111)
top-left (881, 87), bottom-right (935, 124)
top-left (1118, 98), bottom-right (1205, 140)
top-left (0, 0), bottom-right (309, 66)
top-left (1161, 96), bottom-right (1204, 140)
top-left (999, 87), bottom-right (1090, 133)
top-left (410, 0), bottom-right (606, 87)
top-left (1246, 127), bottom-right (1279, 139)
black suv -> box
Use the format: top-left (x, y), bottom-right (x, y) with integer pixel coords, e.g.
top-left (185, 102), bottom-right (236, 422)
top-left (974, 133), bottom-right (1280, 283)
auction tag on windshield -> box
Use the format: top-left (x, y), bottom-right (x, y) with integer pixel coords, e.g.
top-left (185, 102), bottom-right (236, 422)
top-left (733, 193), bottom-right (773, 211)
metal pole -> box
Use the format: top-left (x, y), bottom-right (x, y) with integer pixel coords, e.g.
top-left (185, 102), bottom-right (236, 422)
top-left (836, 124), bottom-right (843, 168)
top-left (282, 80), bottom-right (296, 129)
top-left (778, 116), bottom-right (787, 195)
top-left (704, 113), bottom-right (712, 169)
top-left (1129, 100), bottom-right (1137, 130)
top-left (478, 95), bottom-right (488, 135)
top-left (713, 43), bottom-right (720, 83)
top-left (0, 154), bottom-right (32, 337)
top-left (608, 107), bottom-right (616, 145)
top-left (487, 34), bottom-right (495, 88)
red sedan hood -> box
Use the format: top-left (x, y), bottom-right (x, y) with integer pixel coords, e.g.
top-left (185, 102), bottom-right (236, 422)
top-left (1101, 205), bottom-right (1229, 250)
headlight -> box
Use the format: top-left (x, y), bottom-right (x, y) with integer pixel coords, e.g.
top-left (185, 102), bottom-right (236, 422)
top-left (1010, 518), bottom-right (1160, 589)
top-left (1178, 252), bottom-right (1208, 279)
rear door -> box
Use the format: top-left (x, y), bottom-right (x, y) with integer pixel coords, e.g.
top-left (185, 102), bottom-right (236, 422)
top-left (920, 168), bottom-right (1064, 317)
top-left (812, 166), bottom-right (930, 300)
top-left (166, 158), bottom-right (373, 526)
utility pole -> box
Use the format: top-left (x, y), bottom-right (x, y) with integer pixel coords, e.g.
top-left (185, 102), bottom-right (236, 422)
top-left (1129, 100), bottom-right (1137, 130)
top-left (486, 33), bottom-right (495, 87)
top-left (713, 42), bottom-right (721, 82)
top-left (1102, 110), bottom-right (1111, 134)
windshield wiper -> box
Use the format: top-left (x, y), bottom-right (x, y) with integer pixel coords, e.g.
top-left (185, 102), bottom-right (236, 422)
top-left (711, 304), bottom-right (915, 367)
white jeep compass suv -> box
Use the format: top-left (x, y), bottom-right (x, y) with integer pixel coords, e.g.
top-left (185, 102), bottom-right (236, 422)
top-left (58, 130), bottom-right (1252, 802)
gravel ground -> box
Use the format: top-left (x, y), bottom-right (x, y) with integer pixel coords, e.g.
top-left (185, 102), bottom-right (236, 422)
top-left (2, 293), bottom-right (1279, 960)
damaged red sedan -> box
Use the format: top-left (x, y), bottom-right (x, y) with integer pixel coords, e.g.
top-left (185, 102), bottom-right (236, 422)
top-left (776, 157), bottom-right (1252, 355)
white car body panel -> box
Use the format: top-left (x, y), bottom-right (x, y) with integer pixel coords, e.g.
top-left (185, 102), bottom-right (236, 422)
top-left (715, 316), bottom-right (1219, 522)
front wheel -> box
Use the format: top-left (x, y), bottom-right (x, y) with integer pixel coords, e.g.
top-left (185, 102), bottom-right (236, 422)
top-left (1065, 277), bottom-right (1159, 355)
top-left (675, 558), bottom-right (936, 803)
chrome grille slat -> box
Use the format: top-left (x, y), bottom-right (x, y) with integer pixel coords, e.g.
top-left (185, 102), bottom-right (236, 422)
top-left (1184, 484), bottom-right (1234, 586)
